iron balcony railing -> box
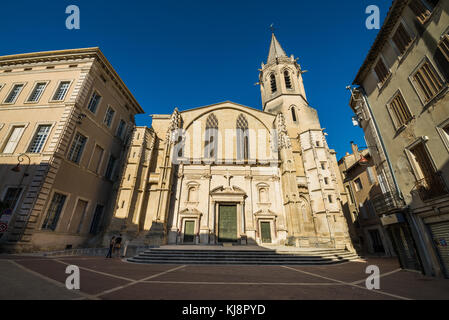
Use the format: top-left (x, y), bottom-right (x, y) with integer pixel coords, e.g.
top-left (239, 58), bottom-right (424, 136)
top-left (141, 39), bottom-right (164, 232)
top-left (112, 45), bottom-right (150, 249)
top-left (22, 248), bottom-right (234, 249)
top-left (413, 173), bottom-right (449, 202)
top-left (372, 191), bottom-right (405, 216)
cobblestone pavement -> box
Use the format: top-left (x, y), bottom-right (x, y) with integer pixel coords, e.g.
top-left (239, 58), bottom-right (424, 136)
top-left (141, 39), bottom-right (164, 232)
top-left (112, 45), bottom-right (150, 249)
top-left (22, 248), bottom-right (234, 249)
top-left (1, 255), bottom-right (448, 300)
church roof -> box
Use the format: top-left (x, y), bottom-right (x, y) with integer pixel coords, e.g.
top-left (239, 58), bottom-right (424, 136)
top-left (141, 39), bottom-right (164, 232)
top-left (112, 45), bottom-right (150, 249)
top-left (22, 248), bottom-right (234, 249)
top-left (267, 33), bottom-right (287, 64)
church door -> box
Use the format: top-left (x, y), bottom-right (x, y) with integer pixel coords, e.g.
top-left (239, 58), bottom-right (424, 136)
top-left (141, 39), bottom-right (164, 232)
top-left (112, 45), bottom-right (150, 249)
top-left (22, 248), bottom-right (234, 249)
top-left (183, 221), bottom-right (195, 243)
top-left (218, 205), bottom-right (238, 243)
top-left (260, 222), bottom-right (272, 244)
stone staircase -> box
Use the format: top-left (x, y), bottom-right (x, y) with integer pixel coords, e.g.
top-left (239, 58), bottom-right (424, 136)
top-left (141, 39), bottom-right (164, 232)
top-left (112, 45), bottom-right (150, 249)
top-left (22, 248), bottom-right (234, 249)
top-left (127, 247), bottom-right (362, 265)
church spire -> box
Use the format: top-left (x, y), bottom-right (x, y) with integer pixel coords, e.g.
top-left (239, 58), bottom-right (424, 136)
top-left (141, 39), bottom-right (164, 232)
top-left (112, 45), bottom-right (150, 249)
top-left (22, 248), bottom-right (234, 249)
top-left (267, 32), bottom-right (287, 64)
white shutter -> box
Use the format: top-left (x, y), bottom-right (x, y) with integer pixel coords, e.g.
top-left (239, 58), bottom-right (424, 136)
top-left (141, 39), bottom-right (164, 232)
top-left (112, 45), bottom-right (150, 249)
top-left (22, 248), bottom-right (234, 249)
top-left (367, 167), bottom-right (376, 185)
top-left (378, 170), bottom-right (391, 194)
top-left (3, 126), bottom-right (25, 153)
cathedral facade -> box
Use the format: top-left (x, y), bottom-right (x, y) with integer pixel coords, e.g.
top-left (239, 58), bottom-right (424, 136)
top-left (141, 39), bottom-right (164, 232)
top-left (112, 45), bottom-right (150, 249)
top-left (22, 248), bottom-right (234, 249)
top-left (106, 34), bottom-right (352, 249)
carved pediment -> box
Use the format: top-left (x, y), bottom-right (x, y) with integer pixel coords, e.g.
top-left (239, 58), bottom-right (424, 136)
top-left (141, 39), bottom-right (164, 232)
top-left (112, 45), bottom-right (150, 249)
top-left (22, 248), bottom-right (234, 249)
top-left (179, 208), bottom-right (202, 216)
top-left (254, 208), bottom-right (278, 217)
top-left (210, 185), bottom-right (246, 196)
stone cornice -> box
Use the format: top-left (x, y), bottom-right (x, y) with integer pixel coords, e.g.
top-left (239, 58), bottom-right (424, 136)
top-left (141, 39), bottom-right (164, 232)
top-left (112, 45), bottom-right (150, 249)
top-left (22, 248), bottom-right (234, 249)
top-left (0, 48), bottom-right (144, 115)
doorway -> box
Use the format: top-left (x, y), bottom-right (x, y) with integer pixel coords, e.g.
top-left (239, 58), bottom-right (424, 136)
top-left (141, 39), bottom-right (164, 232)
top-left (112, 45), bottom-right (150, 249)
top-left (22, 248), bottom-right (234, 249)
top-left (218, 205), bottom-right (238, 243)
top-left (183, 220), bottom-right (195, 243)
top-left (260, 222), bottom-right (272, 244)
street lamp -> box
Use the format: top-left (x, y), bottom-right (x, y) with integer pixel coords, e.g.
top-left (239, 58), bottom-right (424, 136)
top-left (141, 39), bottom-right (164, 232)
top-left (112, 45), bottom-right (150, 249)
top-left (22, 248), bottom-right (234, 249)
top-left (10, 153), bottom-right (31, 177)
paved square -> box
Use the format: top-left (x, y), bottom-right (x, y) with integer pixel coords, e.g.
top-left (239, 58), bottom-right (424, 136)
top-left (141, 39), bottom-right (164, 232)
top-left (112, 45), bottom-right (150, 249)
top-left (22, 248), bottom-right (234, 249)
top-left (1, 255), bottom-right (448, 300)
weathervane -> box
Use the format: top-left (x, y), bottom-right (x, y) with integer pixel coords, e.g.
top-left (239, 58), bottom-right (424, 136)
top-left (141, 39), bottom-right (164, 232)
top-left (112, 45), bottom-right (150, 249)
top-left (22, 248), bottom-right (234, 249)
top-left (270, 23), bottom-right (275, 33)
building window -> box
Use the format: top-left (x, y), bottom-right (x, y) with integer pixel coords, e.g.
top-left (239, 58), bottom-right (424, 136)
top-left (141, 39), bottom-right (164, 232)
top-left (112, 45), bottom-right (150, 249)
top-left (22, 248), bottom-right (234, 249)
top-left (388, 91), bottom-right (413, 128)
top-left (52, 81), bottom-right (71, 101)
top-left (188, 186), bottom-right (198, 202)
top-left (284, 70), bottom-right (292, 89)
top-left (116, 120), bottom-right (126, 139)
top-left (259, 187), bottom-right (269, 203)
top-left (328, 195), bottom-right (334, 203)
top-left (407, 141), bottom-right (448, 201)
top-left (412, 60), bottom-right (444, 104)
top-left (236, 114), bottom-right (249, 161)
top-left (367, 167), bottom-right (376, 185)
top-left (270, 74), bottom-right (277, 93)
top-left (346, 185), bottom-right (355, 204)
top-left (42, 193), bottom-right (67, 231)
top-left (87, 92), bottom-right (101, 113)
top-left (104, 107), bottom-right (115, 127)
top-left (291, 107), bottom-right (297, 122)
top-left (89, 145), bottom-right (104, 173)
top-left (410, 0), bottom-right (439, 24)
top-left (204, 114), bottom-right (218, 159)
top-left (354, 178), bottom-right (363, 192)
top-left (324, 177), bottom-right (329, 185)
top-left (175, 135), bottom-right (184, 158)
top-left (90, 204), bottom-right (104, 235)
top-left (438, 33), bottom-right (449, 62)
top-left (2, 126), bottom-right (25, 154)
top-left (105, 155), bottom-right (117, 181)
top-left (443, 123), bottom-right (449, 140)
top-left (1, 187), bottom-right (23, 212)
top-left (28, 125), bottom-right (51, 153)
top-left (68, 132), bottom-right (87, 164)
top-left (27, 82), bottom-right (47, 103)
top-left (374, 58), bottom-right (390, 84)
top-left (4, 84), bottom-right (24, 103)
top-left (392, 23), bottom-right (413, 55)
top-left (321, 162), bottom-right (326, 170)
top-left (74, 199), bottom-right (89, 234)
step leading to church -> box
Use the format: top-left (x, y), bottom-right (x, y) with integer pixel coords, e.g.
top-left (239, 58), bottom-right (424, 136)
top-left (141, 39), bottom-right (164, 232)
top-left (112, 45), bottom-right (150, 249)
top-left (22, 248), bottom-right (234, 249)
top-left (127, 247), bottom-right (362, 266)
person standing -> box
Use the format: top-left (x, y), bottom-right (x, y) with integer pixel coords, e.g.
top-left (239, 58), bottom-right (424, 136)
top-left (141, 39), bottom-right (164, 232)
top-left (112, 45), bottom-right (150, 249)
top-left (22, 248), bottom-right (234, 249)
top-left (106, 236), bottom-right (116, 259)
top-left (115, 234), bottom-right (123, 258)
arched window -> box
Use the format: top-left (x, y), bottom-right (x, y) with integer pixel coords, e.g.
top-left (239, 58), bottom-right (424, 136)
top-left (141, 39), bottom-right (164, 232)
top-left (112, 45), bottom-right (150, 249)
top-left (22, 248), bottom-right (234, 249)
top-left (188, 186), bottom-right (198, 202)
top-left (284, 70), bottom-right (292, 89)
top-left (236, 114), bottom-right (249, 161)
top-left (259, 187), bottom-right (269, 203)
top-left (291, 106), bottom-right (297, 122)
top-left (204, 114), bottom-right (218, 160)
top-left (173, 130), bottom-right (184, 162)
top-left (270, 74), bottom-right (277, 93)
top-left (177, 136), bottom-right (183, 157)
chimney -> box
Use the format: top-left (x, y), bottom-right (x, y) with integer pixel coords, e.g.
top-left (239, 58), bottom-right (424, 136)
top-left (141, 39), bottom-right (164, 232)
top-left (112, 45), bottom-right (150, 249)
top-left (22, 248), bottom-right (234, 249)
top-left (350, 141), bottom-right (360, 158)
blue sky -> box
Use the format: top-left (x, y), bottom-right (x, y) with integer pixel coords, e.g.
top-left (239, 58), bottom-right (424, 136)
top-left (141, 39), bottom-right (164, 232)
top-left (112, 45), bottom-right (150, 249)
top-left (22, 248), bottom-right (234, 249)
top-left (0, 0), bottom-right (391, 158)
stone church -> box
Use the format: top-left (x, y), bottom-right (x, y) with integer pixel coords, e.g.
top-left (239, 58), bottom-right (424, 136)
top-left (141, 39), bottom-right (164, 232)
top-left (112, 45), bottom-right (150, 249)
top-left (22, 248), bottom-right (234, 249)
top-left (106, 33), bottom-right (352, 249)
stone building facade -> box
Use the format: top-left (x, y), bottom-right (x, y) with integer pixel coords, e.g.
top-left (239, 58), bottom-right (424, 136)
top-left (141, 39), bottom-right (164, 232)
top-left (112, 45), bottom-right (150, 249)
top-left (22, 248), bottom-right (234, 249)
top-left (349, 0), bottom-right (449, 277)
top-left (0, 48), bottom-right (144, 252)
top-left (338, 143), bottom-right (395, 256)
top-left (106, 34), bottom-right (353, 249)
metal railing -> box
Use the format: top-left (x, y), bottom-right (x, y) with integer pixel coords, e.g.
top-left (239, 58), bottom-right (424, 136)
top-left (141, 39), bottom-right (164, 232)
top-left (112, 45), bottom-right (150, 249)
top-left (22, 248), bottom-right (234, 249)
top-left (372, 191), bottom-right (405, 216)
top-left (413, 173), bottom-right (448, 202)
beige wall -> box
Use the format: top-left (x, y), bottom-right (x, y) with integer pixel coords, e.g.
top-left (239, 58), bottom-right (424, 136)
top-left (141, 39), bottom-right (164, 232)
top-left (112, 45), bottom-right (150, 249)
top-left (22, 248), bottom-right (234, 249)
top-left (0, 49), bottom-right (143, 252)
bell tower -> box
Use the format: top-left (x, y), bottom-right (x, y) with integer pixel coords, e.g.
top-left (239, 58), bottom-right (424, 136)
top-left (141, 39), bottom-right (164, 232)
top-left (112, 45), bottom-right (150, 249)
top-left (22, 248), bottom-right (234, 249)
top-left (258, 31), bottom-right (353, 249)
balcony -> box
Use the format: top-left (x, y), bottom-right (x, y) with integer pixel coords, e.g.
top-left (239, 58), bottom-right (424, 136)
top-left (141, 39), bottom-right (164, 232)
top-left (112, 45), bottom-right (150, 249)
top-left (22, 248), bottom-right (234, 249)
top-left (413, 173), bottom-right (449, 202)
top-left (372, 192), bottom-right (405, 216)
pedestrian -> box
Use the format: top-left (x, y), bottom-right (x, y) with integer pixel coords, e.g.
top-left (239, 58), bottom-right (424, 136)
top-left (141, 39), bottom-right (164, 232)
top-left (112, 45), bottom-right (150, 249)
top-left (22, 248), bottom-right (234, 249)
top-left (106, 236), bottom-right (115, 259)
top-left (115, 234), bottom-right (123, 258)
top-left (123, 239), bottom-right (130, 257)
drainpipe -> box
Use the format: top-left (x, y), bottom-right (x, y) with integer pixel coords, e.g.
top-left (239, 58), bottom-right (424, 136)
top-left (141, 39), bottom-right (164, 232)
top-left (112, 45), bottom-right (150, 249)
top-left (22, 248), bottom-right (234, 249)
top-left (351, 86), bottom-right (434, 275)
top-left (355, 86), bottom-right (402, 199)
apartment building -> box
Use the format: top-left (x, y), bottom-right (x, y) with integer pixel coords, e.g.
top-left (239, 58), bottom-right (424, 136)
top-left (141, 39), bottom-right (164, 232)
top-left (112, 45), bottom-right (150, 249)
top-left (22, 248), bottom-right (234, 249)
top-left (339, 143), bottom-right (395, 256)
top-left (349, 0), bottom-right (449, 277)
top-left (0, 48), bottom-right (144, 252)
